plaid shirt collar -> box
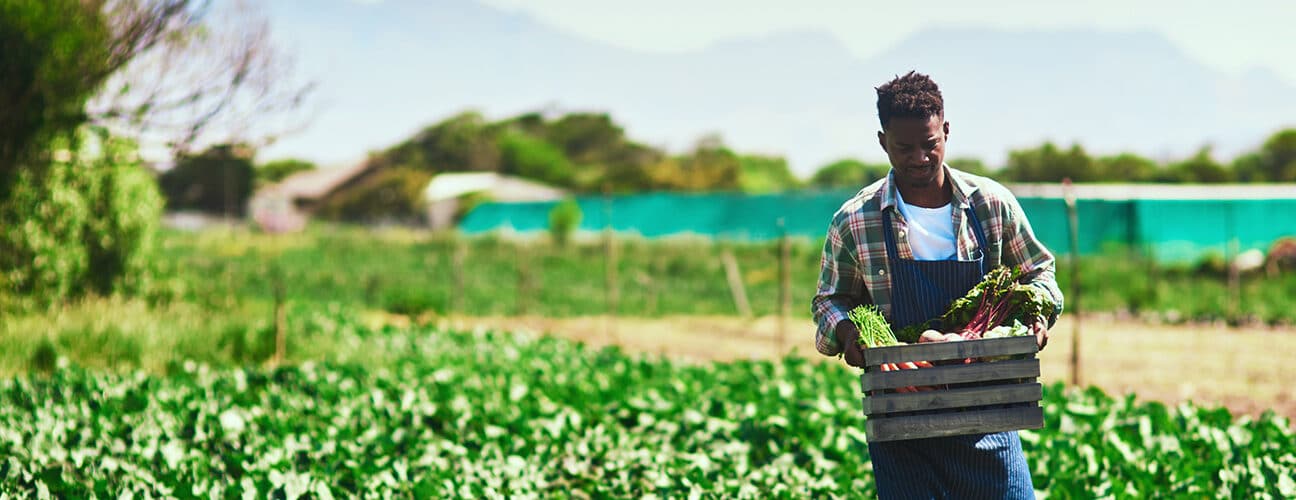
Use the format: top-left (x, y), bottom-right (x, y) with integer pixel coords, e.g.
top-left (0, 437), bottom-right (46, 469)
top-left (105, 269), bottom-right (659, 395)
top-left (878, 164), bottom-right (980, 213)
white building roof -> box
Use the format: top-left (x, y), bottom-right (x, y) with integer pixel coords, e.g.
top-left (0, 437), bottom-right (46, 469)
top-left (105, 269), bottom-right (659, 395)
top-left (424, 172), bottom-right (566, 202)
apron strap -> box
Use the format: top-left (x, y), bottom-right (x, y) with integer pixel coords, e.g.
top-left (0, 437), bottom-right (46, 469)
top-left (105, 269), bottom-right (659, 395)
top-left (964, 205), bottom-right (989, 275)
top-left (882, 208), bottom-right (900, 261)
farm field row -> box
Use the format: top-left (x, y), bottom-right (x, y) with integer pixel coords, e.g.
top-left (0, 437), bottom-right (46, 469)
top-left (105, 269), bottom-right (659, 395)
top-left (450, 313), bottom-right (1296, 419)
top-left (3, 324), bottom-right (1292, 497)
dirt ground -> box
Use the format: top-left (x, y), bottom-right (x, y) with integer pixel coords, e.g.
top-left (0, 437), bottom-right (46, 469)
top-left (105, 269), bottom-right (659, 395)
top-left (441, 314), bottom-right (1296, 419)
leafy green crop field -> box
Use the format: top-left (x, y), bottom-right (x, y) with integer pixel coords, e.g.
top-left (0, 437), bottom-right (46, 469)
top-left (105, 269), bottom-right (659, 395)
top-left (3, 326), bottom-right (1292, 498)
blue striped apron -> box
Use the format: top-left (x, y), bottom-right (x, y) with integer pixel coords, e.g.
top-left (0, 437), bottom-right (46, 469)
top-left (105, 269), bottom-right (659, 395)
top-left (867, 206), bottom-right (1035, 500)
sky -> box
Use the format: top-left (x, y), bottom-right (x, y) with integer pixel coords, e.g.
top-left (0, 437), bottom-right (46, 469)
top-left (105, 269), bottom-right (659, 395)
top-left (475, 0), bottom-right (1296, 83)
top-left (251, 0), bottom-right (1296, 172)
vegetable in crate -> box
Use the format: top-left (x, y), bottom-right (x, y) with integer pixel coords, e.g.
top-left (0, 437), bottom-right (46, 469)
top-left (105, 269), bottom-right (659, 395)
top-left (937, 266), bottom-right (1055, 339)
top-left (847, 304), bottom-right (898, 348)
top-left (848, 305), bottom-right (935, 393)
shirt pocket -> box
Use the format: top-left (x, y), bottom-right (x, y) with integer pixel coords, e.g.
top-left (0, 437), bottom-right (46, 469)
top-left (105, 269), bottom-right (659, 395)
top-left (860, 260), bottom-right (889, 298)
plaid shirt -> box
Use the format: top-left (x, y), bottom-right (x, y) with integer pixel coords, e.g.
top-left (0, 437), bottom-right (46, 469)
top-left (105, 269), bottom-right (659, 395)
top-left (811, 166), bottom-right (1064, 357)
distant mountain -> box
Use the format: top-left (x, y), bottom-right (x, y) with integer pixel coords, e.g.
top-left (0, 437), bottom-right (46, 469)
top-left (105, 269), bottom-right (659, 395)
top-left (262, 1), bottom-right (1296, 176)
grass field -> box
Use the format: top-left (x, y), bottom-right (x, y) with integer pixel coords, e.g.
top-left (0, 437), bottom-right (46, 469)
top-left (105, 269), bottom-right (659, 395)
top-left (150, 225), bottom-right (1296, 324)
top-left (6, 224), bottom-right (1294, 410)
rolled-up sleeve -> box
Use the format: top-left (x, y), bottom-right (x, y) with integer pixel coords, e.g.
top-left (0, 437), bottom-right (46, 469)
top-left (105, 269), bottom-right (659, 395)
top-left (812, 215), bottom-right (868, 357)
top-left (1001, 194), bottom-right (1065, 325)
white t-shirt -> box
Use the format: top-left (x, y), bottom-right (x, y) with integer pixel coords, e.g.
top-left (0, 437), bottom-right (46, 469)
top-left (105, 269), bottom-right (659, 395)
top-left (895, 191), bottom-right (957, 261)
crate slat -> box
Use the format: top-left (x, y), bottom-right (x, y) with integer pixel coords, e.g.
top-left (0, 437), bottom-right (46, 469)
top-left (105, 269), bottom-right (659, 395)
top-left (865, 406), bottom-right (1044, 442)
top-left (860, 359), bottom-right (1039, 392)
top-left (863, 382), bottom-right (1042, 416)
top-left (863, 336), bottom-right (1037, 367)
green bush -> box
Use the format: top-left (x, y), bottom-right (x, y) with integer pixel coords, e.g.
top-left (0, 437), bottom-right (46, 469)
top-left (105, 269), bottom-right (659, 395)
top-left (382, 287), bottom-right (445, 316)
top-left (548, 198), bottom-right (582, 247)
top-left (0, 140), bottom-right (92, 307)
top-left (0, 130), bottom-right (163, 309)
top-left (79, 132), bottom-right (164, 296)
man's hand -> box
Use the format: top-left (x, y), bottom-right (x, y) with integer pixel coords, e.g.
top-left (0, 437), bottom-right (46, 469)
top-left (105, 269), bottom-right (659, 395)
top-left (1031, 315), bottom-right (1050, 350)
top-left (834, 320), bottom-right (865, 368)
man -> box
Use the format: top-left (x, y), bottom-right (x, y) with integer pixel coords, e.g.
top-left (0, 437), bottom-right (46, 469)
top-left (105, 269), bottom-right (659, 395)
top-left (811, 71), bottom-right (1063, 499)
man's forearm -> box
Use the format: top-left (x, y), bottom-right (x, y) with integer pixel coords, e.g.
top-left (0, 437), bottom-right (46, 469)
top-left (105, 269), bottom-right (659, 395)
top-left (1022, 267), bottom-right (1064, 326)
top-left (812, 295), bottom-right (855, 357)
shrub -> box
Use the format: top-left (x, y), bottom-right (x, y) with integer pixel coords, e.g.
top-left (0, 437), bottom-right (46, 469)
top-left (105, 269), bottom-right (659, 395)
top-left (79, 132), bottom-right (164, 296)
top-left (0, 140), bottom-right (92, 307)
top-left (0, 130), bottom-right (163, 309)
top-left (548, 198), bottom-right (583, 247)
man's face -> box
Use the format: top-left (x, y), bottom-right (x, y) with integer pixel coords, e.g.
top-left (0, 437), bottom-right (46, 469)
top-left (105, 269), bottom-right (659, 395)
top-left (878, 115), bottom-right (949, 188)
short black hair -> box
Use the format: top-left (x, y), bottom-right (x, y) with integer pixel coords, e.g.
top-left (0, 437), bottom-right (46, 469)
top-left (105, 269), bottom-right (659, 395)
top-left (875, 71), bottom-right (944, 129)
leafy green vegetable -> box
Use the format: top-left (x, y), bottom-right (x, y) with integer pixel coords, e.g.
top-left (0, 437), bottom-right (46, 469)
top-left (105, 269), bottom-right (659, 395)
top-left (848, 304), bottom-right (898, 348)
top-left (896, 323), bottom-right (928, 344)
top-left (939, 266), bottom-right (1055, 336)
top-left (982, 320), bottom-right (1031, 339)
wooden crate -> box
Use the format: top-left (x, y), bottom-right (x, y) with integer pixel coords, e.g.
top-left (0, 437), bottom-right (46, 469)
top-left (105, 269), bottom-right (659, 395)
top-left (860, 336), bottom-right (1043, 442)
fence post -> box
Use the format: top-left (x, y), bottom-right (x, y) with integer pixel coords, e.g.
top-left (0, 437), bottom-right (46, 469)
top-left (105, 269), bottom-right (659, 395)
top-left (721, 247), bottom-right (753, 317)
top-left (1227, 237), bottom-right (1240, 325)
top-left (649, 254), bottom-right (664, 316)
top-left (1226, 203), bottom-right (1240, 325)
top-left (1063, 178), bottom-right (1081, 387)
top-left (778, 218), bottom-right (791, 355)
top-left (603, 184), bottom-right (618, 341)
top-left (272, 265), bottom-right (286, 366)
top-left (451, 235), bottom-right (465, 316)
top-left (517, 239), bottom-right (531, 316)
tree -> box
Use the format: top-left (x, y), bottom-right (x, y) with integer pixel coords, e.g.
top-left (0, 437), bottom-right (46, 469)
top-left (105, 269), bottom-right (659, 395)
top-left (542, 113), bottom-right (627, 166)
top-left (597, 141), bottom-right (665, 192)
top-left (87, 0), bottom-right (314, 158)
top-left (1, 1), bottom-right (309, 307)
top-left (256, 158), bottom-right (315, 187)
top-left (504, 110), bottom-right (662, 192)
top-left (1253, 129), bottom-right (1296, 182)
top-left (499, 131), bottom-right (576, 187)
top-left (374, 111), bottom-right (502, 173)
top-left (158, 144), bottom-right (255, 215)
top-left (2, 1), bottom-right (310, 194)
top-left (675, 135), bottom-right (741, 191)
top-left (1095, 153), bottom-right (1160, 183)
top-left (737, 155), bottom-right (800, 193)
top-left (946, 157), bottom-right (991, 177)
top-left (1002, 142), bottom-right (1099, 182)
top-left (0, 0), bottom-right (112, 197)
top-left (808, 158), bottom-right (890, 189)
top-left (1165, 147), bottom-right (1232, 183)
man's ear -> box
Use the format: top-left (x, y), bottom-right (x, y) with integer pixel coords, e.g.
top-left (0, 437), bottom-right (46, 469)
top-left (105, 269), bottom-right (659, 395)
top-left (943, 121), bottom-right (950, 140)
top-left (877, 130), bottom-right (887, 153)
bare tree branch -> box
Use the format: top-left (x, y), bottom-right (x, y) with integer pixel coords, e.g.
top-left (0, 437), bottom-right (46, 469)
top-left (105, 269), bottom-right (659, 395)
top-left (86, 0), bottom-right (314, 160)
